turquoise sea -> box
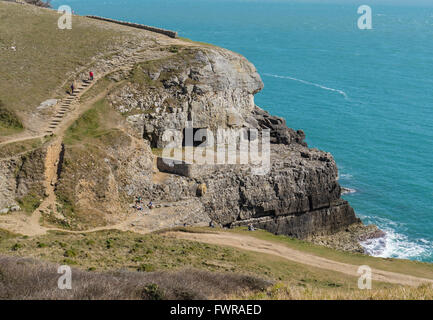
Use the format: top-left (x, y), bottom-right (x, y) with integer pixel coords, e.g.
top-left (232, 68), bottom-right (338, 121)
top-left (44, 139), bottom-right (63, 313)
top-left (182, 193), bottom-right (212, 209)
top-left (52, 0), bottom-right (433, 262)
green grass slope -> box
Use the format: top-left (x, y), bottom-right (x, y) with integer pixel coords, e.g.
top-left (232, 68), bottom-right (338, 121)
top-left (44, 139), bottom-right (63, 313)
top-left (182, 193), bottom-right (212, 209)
top-left (0, 1), bottom-right (146, 134)
top-left (0, 227), bottom-right (432, 299)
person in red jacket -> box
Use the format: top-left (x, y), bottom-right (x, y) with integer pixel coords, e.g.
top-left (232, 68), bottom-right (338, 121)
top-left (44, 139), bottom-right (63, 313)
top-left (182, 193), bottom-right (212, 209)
top-left (89, 71), bottom-right (94, 81)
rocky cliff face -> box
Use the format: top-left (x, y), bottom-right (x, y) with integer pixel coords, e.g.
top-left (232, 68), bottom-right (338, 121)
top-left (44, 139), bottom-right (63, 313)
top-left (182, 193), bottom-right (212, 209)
top-left (198, 144), bottom-right (359, 238)
top-left (54, 129), bottom-right (155, 229)
top-left (109, 46), bottom-right (263, 148)
top-left (0, 148), bottom-right (46, 214)
top-left (105, 45), bottom-right (361, 239)
top-left (0, 42), bottom-right (362, 241)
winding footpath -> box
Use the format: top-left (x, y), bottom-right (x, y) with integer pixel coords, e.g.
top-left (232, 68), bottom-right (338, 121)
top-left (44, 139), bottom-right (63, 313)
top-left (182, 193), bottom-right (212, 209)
top-left (166, 231), bottom-right (433, 287)
top-left (0, 47), bottom-right (177, 236)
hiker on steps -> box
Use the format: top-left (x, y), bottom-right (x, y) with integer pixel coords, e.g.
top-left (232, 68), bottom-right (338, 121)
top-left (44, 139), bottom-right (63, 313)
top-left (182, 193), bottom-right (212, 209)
top-left (89, 71), bottom-right (94, 81)
top-left (70, 82), bottom-right (75, 95)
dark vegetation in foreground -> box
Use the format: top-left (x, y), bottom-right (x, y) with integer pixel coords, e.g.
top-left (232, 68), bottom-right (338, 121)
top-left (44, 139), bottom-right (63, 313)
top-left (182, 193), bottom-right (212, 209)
top-left (0, 255), bottom-right (271, 300)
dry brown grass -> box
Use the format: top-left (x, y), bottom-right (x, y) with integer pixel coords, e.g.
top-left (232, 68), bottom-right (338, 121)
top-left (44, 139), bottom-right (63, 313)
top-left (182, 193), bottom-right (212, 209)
top-left (0, 255), bottom-right (271, 300)
top-left (237, 282), bottom-right (433, 300)
top-left (1, 229), bottom-right (433, 300)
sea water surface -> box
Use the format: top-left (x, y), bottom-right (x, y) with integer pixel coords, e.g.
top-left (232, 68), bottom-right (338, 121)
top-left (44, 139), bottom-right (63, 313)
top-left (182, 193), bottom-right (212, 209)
top-left (52, 0), bottom-right (433, 262)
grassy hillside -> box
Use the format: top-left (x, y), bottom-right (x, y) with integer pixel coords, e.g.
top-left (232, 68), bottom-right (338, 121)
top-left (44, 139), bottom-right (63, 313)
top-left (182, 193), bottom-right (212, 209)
top-left (0, 1), bottom-right (145, 134)
top-left (0, 227), bottom-right (432, 299)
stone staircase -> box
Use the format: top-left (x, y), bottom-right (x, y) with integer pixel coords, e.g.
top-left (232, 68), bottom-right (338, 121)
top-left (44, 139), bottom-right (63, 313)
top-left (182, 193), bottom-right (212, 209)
top-left (45, 79), bottom-right (92, 135)
top-left (44, 52), bottom-right (147, 136)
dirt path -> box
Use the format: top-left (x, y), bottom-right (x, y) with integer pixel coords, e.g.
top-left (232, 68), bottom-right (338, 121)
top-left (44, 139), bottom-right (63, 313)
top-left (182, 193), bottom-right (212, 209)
top-left (0, 45), bottom-right (175, 235)
top-left (0, 33), bottom-right (200, 231)
top-left (165, 231), bottom-right (433, 287)
top-left (47, 211), bottom-right (150, 235)
top-left (0, 134), bottom-right (45, 147)
top-left (0, 209), bottom-right (150, 237)
top-left (22, 83), bottom-right (122, 236)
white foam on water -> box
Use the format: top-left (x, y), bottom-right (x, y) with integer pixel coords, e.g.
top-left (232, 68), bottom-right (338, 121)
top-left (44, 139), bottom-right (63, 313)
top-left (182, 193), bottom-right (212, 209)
top-left (263, 73), bottom-right (348, 99)
top-left (360, 218), bottom-right (431, 261)
top-left (341, 187), bottom-right (357, 195)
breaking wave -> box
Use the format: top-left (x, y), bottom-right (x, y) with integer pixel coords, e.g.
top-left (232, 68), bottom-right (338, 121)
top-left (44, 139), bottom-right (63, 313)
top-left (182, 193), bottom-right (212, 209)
top-left (359, 217), bottom-right (431, 261)
top-left (341, 187), bottom-right (357, 195)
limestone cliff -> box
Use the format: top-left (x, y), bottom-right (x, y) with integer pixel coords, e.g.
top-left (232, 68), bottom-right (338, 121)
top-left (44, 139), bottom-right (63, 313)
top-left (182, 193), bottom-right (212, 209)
top-left (0, 42), bottom-right (365, 243)
top-left (105, 45), bottom-right (361, 239)
top-left (110, 46), bottom-right (305, 148)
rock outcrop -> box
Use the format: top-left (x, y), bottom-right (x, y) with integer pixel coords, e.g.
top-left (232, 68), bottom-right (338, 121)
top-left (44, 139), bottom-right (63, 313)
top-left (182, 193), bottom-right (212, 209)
top-left (109, 46), bottom-right (263, 148)
top-left (0, 42), bottom-right (364, 242)
top-left (54, 129), bottom-right (155, 229)
top-left (251, 106), bottom-right (307, 146)
top-left (0, 148), bottom-right (46, 213)
top-left (199, 144), bottom-right (359, 238)
top-left (106, 44), bottom-right (362, 239)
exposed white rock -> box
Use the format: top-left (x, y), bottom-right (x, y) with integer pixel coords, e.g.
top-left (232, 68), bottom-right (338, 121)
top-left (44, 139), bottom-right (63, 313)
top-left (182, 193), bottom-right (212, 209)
top-left (37, 99), bottom-right (58, 110)
top-left (10, 205), bottom-right (21, 212)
